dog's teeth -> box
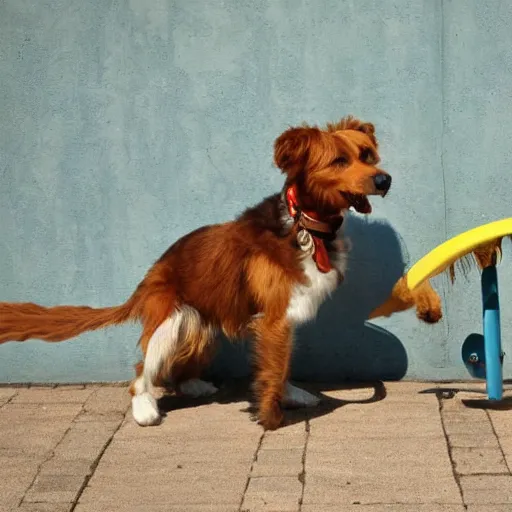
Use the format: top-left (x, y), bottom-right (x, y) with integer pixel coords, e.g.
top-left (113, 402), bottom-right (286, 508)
top-left (349, 206), bottom-right (356, 212)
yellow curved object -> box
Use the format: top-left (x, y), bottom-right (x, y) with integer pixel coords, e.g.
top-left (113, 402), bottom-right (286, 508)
top-left (407, 218), bottom-right (512, 291)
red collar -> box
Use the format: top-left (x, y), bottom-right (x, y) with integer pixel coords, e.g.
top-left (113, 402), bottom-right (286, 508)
top-left (285, 185), bottom-right (343, 273)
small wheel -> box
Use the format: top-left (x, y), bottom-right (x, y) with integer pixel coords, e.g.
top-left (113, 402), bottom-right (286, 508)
top-left (462, 333), bottom-right (486, 380)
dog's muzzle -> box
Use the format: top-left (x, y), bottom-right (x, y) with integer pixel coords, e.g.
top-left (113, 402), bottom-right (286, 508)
top-left (373, 173), bottom-right (392, 195)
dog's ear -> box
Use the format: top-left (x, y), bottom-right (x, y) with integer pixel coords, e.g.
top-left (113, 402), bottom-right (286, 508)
top-left (274, 126), bottom-right (323, 179)
top-left (355, 122), bottom-right (376, 142)
top-left (327, 116), bottom-right (378, 147)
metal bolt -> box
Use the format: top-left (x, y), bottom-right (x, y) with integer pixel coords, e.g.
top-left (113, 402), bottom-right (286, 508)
top-left (468, 353), bottom-right (479, 364)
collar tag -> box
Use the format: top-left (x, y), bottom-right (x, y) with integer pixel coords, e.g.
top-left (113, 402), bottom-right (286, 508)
top-left (285, 185), bottom-right (343, 273)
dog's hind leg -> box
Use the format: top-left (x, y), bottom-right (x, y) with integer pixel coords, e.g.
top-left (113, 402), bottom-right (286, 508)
top-left (130, 306), bottom-right (217, 426)
top-left (166, 309), bottom-right (218, 397)
top-left (130, 314), bottom-right (182, 426)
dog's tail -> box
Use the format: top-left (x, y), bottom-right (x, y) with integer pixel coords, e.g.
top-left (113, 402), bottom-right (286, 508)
top-left (0, 296), bottom-right (139, 344)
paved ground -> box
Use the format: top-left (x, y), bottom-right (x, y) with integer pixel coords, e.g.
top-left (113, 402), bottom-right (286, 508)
top-left (0, 381), bottom-right (511, 512)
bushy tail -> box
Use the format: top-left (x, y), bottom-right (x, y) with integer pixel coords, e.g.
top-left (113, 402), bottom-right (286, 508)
top-left (0, 297), bottom-right (138, 343)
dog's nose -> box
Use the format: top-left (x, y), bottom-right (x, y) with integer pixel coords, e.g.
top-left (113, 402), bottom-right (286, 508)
top-left (373, 173), bottom-right (392, 192)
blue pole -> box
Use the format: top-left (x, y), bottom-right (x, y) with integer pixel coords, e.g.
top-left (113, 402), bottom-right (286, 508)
top-left (481, 265), bottom-right (503, 401)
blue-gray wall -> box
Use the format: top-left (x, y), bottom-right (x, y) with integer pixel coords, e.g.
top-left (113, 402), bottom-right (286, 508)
top-left (1, 0), bottom-right (511, 383)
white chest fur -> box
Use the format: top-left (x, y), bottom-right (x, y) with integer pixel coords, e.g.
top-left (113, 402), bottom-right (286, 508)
top-left (286, 249), bottom-right (346, 325)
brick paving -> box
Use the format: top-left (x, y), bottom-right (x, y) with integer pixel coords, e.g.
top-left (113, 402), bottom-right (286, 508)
top-left (0, 381), bottom-right (511, 511)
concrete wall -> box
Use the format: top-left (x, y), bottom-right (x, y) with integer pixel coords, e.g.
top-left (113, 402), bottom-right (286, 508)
top-left (1, 0), bottom-right (511, 383)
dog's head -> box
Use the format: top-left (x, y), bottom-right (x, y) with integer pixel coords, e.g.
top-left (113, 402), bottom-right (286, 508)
top-left (274, 116), bottom-right (391, 214)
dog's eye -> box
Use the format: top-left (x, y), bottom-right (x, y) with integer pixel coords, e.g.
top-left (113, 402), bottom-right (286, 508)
top-left (332, 156), bottom-right (349, 167)
top-left (360, 148), bottom-right (377, 164)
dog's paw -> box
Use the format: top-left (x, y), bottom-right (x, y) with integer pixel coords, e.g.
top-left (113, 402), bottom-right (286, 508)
top-left (132, 392), bottom-right (161, 426)
top-left (179, 379), bottom-right (219, 398)
top-left (259, 402), bottom-right (284, 431)
top-left (282, 382), bottom-right (321, 409)
top-left (416, 305), bottom-right (443, 324)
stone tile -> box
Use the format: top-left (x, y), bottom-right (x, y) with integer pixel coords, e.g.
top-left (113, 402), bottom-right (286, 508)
top-left (41, 457), bottom-right (95, 476)
top-left (316, 385), bottom-right (382, 402)
top-left (460, 475), bottom-right (512, 504)
top-left (443, 382), bottom-right (489, 392)
top-left (379, 382), bottom-right (445, 404)
top-left (467, 507), bottom-right (512, 512)
top-left (302, 506), bottom-right (465, 512)
top-left (0, 419), bottom-right (74, 457)
top-left (451, 447), bottom-right (509, 475)
top-left (269, 421), bottom-right (307, 436)
top-left (118, 409), bottom-right (260, 441)
top-left (496, 436), bottom-right (512, 470)
top-left (97, 435), bottom-right (258, 466)
top-left (241, 476), bottom-right (302, 511)
top-left (346, 400), bottom-right (439, 415)
top-left (309, 398), bottom-right (441, 436)
top-left (306, 436), bottom-right (452, 471)
top-left (252, 448), bottom-right (303, 477)
top-left (92, 457), bottom-right (250, 481)
top-left (488, 408), bottom-right (512, 470)
top-left (441, 393), bottom-right (490, 412)
top-left (82, 386), bottom-right (131, 416)
top-left (79, 471), bottom-right (248, 505)
top-left (309, 414), bottom-right (444, 439)
top-left (488, 407), bottom-right (512, 437)
top-left (75, 505), bottom-right (239, 512)
top-left (303, 474), bottom-right (461, 506)
top-left (23, 474), bottom-right (86, 503)
top-left (442, 410), bottom-right (496, 437)
top-left (442, 407), bottom-right (489, 420)
top-left (454, 385), bottom-right (512, 397)
top-left (304, 436), bottom-right (459, 505)
top-left (18, 504), bottom-right (73, 512)
top-left (260, 428), bottom-right (306, 451)
top-left (0, 402), bottom-right (83, 421)
top-left (448, 434), bottom-right (499, 448)
top-left (12, 387), bottom-right (95, 404)
top-left (0, 466), bottom-right (38, 508)
top-left (75, 411), bottom-right (126, 423)
top-left (52, 420), bottom-right (120, 461)
top-left (0, 388), bottom-right (17, 406)
top-left (118, 419), bottom-right (261, 441)
top-left (5, 382), bottom-right (512, 512)
top-left (147, 401), bottom-right (254, 423)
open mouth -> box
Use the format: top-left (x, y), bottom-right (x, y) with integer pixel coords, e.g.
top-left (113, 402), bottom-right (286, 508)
top-left (340, 192), bottom-right (372, 214)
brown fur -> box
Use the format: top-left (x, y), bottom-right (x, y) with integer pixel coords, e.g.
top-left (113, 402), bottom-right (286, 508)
top-left (369, 235), bottom-right (511, 325)
top-left (0, 300), bottom-right (136, 342)
top-left (449, 236), bottom-right (510, 282)
top-left (368, 277), bottom-right (443, 324)
top-left (1, 116), bottom-right (396, 430)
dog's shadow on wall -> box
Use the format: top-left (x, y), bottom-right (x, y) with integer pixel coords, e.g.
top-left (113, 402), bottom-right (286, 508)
top-left (208, 213), bottom-right (410, 383)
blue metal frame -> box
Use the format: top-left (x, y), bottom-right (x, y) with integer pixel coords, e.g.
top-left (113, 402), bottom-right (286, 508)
top-left (481, 265), bottom-right (503, 400)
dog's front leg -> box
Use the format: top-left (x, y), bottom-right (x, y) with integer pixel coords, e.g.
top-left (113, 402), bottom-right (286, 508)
top-left (251, 316), bottom-right (292, 431)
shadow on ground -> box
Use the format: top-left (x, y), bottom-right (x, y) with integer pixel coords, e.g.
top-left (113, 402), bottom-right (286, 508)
top-left (419, 383), bottom-right (512, 411)
top-left (209, 214), bottom-right (410, 383)
top-left (158, 380), bottom-right (387, 427)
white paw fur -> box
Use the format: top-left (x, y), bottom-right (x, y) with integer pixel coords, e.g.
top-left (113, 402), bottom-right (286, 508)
top-left (132, 392), bottom-right (161, 426)
top-left (282, 382), bottom-right (321, 409)
top-left (179, 378), bottom-right (218, 397)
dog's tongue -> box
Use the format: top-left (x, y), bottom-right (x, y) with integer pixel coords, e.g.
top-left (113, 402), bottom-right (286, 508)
top-left (354, 196), bottom-right (372, 214)
top-left (312, 238), bottom-right (332, 273)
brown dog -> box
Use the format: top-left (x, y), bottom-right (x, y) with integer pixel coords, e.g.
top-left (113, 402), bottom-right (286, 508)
top-left (1, 116), bottom-right (409, 430)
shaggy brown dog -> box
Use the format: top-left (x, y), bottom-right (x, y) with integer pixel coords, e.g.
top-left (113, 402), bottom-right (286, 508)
top-left (0, 116), bottom-right (441, 430)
